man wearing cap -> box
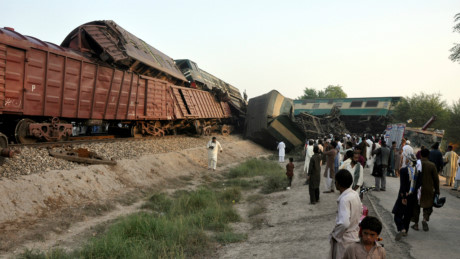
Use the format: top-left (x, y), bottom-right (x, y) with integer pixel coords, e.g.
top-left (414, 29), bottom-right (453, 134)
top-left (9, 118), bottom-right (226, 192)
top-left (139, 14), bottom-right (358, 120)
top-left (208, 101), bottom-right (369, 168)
top-left (206, 137), bottom-right (223, 171)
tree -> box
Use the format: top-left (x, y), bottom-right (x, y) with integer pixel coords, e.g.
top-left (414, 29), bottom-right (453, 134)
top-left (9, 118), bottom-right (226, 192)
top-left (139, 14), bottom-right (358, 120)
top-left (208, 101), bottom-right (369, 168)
top-left (445, 99), bottom-right (460, 144)
top-left (323, 85), bottom-right (348, 99)
top-left (392, 93), bottom-right (449, 130)
top-left (449, 13), bottom-right (460, 63)
top-left (298, 85), bottom-right (347, 99)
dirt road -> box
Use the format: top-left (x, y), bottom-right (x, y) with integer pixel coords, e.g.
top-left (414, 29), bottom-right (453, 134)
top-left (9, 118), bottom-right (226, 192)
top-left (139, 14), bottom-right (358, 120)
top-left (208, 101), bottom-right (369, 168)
top-left (217, 163), bottom-right (409, 259)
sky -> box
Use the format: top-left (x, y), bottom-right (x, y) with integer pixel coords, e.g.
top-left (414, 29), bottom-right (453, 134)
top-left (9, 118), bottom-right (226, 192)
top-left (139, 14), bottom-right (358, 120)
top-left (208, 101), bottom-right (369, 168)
top-left (2, 0), bottom-right (460, 104)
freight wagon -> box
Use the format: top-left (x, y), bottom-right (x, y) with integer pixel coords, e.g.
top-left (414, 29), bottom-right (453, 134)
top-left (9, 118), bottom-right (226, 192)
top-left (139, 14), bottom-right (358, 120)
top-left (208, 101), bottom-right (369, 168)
top-left (0, 25), bottom-right (232, 145)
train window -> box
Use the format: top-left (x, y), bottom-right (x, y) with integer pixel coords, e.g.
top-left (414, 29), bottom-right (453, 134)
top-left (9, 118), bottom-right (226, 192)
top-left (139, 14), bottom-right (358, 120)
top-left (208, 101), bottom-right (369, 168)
top-left (350, 101), bottom-right (363, 108)
top-left (335, 102), bottom-right (343, 108)
top-left (365, 100), bottom-right (379, 107)
top-left (328, 99), bottom-right (334, 104)
top-left (313, 103), bottom-right (320, 109)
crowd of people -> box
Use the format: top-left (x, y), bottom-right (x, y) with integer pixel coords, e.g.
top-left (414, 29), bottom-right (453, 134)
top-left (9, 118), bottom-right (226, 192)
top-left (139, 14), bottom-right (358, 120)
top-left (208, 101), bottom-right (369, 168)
top-left (276, 133), bottom-right (456, 259)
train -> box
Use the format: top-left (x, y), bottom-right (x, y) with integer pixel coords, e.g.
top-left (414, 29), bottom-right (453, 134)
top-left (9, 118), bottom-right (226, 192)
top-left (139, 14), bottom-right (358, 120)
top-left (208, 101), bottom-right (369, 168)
top-left (0, 20), bottom-right (245, 147)
top-left (244, 90), bottom-right (305, 151)
top-left (294, 97), bottom-right (402, 133)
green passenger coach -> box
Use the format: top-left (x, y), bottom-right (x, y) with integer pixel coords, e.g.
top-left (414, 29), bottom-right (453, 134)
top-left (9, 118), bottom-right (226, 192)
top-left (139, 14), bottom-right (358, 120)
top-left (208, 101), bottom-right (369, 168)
top-left (294, 97), bottom-right (402, 133)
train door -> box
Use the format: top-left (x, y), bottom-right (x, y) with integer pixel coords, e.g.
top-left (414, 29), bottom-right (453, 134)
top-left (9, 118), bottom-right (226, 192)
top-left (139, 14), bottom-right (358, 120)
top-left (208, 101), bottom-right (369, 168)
top-left (3, 47), bottom-right (25, 112)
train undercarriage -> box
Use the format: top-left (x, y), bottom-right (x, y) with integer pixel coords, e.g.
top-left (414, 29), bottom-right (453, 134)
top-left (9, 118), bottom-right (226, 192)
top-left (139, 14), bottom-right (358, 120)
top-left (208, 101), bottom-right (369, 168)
top-left (0, 115), bottom-right (233, 146)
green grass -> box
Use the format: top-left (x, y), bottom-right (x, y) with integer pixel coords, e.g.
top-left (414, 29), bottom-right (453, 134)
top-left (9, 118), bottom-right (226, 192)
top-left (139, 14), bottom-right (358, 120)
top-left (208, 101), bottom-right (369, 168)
top-left (226, 158), bottom-right (287, 194)
top-left (18, 158), bottom-right (285, 259)
top-left (20, 188), bottom-right (244, 259)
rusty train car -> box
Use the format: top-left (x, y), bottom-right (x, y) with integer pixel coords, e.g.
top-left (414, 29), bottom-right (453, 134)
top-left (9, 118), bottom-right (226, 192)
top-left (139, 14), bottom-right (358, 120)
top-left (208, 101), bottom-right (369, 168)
top-left (0, 21), bottom-right (235, 146)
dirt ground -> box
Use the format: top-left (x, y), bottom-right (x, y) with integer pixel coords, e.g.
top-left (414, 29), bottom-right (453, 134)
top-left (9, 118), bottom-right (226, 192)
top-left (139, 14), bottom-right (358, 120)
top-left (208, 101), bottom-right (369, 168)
top-left (216, 164), bottom-right (409, 259)
top-left (0, 137), bottom-right (411, 258)
top-left (0, 135), bottom-right (269, 258)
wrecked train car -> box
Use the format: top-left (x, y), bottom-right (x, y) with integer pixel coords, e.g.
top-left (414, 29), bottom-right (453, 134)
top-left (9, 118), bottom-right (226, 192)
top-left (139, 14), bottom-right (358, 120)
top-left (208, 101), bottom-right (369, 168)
top-left (294, 97), bottom-right (401, 133)
top-left (245, 90), bottom-right (305, 150)
top-left (175, 59), bottom-right (247, 127)
top-left (0, 24), bottom-right (233, 144)
top-left (61, 20), bottom-right (188, 85)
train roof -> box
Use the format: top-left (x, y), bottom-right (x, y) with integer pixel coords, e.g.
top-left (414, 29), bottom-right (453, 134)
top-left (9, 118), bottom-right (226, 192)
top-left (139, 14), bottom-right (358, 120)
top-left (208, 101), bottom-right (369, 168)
top-left (61, 20), bottom-right (187, 84)
top-left (294, 96), bottom-right (402, 104)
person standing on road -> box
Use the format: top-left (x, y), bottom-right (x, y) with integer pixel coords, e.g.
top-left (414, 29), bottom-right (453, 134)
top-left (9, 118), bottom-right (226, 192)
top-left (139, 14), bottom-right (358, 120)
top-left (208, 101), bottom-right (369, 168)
top-left (329, 169), bottom-right (362, 259)
top-left (286, 157), bottom-right (295, 189)
top-left (392, 153), bottom-right (417, 241)
top-left (387, 141), bottom-right (397, 177)
top-left (206, 137), bottom-right (223, 171)
top-left (443, 146), bottom-right (459, 187)
top-left (429, 142), bottom-right (443, 174)
top-left (277, 141), bottom-right (286, 163)
top-left (372, 140), bottom-right (391, 191)
top-left (339, 150), bottom-right (363, 193)
top-left (303, 140), bottom-right (315, 184)
top-left (411, 148), bottom-right (440, 232)
top-left (323, 141), bottom-right (338, 193)
top-left (454, 158), bottom-right (460, 191)
top-left (307, 146), bottom-right (322, 204)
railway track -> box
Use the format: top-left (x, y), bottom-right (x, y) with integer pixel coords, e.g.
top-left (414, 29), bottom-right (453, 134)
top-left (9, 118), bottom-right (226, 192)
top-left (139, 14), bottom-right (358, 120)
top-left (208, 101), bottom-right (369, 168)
top-left (8, 134), bottom-right (199, 149)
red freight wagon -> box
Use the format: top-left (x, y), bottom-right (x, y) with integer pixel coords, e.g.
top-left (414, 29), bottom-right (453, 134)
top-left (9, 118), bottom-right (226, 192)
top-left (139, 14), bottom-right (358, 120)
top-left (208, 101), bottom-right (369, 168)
top-left (0, 27), bottom-right (231, 145)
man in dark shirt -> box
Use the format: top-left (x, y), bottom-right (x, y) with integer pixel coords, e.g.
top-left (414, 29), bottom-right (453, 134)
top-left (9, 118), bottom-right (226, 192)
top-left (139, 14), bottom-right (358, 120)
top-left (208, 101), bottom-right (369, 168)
top-left (429, 142), bottom-right (443, 174)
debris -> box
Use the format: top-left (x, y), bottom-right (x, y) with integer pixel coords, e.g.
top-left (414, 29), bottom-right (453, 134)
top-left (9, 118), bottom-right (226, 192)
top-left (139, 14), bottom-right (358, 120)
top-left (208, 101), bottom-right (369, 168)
top-left (49, 148), bottom-right (116, 165)
top-left (295, 105), bottom-right (349, 138)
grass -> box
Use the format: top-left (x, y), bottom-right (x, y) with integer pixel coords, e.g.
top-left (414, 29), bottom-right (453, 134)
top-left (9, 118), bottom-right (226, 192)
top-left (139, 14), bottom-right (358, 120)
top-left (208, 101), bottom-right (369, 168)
top-left (20, 188), bottom-right (244, 259)
top-left (18, 158), bottom-right (286, 259)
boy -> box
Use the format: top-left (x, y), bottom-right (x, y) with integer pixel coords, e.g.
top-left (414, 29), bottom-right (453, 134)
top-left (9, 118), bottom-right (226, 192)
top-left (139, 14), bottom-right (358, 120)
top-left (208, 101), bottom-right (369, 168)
top-left (286, 157), bottom-right (294, 189)
top-left (343, 216), bottom-right (386, 259)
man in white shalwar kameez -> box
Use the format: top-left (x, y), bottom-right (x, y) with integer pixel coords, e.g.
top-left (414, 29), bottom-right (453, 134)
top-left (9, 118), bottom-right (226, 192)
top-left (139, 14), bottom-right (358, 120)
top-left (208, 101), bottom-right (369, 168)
top-left (304, 140), bottom-right (314, 172)
top-left (277, 141), bottom-right (286, 163)
top-left (329, 169), bottom-right (362, 259)
top-left (207, 137), bottom-right (223, 170)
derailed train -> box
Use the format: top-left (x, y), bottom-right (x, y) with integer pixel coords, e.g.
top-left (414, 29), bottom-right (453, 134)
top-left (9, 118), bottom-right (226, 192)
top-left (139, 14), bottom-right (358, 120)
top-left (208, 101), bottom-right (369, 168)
top-left (0, 20), bottom-right (246, 146)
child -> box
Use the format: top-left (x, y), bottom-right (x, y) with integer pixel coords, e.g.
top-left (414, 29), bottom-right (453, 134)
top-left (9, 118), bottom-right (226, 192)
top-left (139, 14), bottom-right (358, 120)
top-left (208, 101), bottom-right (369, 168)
top-left (286, 157), bottom-right (294, 190)
top-left (343, 216), bottom-right (386, 259)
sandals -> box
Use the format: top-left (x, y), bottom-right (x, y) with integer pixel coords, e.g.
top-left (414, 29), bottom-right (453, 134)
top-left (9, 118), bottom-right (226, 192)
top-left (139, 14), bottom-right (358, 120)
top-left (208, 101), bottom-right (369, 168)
top-left (422, 221), bottom-right (429, 231)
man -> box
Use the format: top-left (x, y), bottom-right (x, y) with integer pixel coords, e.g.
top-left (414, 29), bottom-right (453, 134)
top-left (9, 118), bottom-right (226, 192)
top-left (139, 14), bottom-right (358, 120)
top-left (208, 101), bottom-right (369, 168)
top-left (354, 146), bottom-right (366, 168)
top-left (304, 140), bottom-right (315, 184)
top-left (443, 146), bottom-right (459, 187)
top-left (329, 169), bottom-right (362, 259)
top-left (339, 150), bottom-right (364, 193)
top-left (372, 140), bottom-right (391, 191)
top-left (429, 142), bottom-right (443, 173)
top-left (277, 141), bottom-right (286, 163)
top-left (387, 141), bottom-right (397, 177)
top-left (307, 146), bottom-right (322, 204)
top-left (323, 141), bottom-right (338, 193)
top-left (401, 140), bottom-right (414, 168)
top-left (206, 137), bottom-right (223, 171)
top-left (411, 148), bottom-right (440, 232)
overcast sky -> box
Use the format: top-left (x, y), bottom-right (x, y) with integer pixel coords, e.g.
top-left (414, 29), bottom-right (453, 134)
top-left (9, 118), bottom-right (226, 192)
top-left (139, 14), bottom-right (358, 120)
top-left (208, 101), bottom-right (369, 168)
top-left (2, 0), bottom-right (459, 104)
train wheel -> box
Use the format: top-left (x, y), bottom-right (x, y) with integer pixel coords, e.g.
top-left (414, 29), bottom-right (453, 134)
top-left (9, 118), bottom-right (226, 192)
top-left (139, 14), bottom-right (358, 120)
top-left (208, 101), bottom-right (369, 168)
top-left (0, 133), bottom-right (7, 148)
top-left (203, 126), bottom-right (212, 136)
top-left (221, 125), bottom-right (230, 136)
top-left (59, 120), bottom-right (70, 141)
top-left (131, 125), bottom-right (143, 138)
top-left (15, 119), bottom-right (38, 144)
